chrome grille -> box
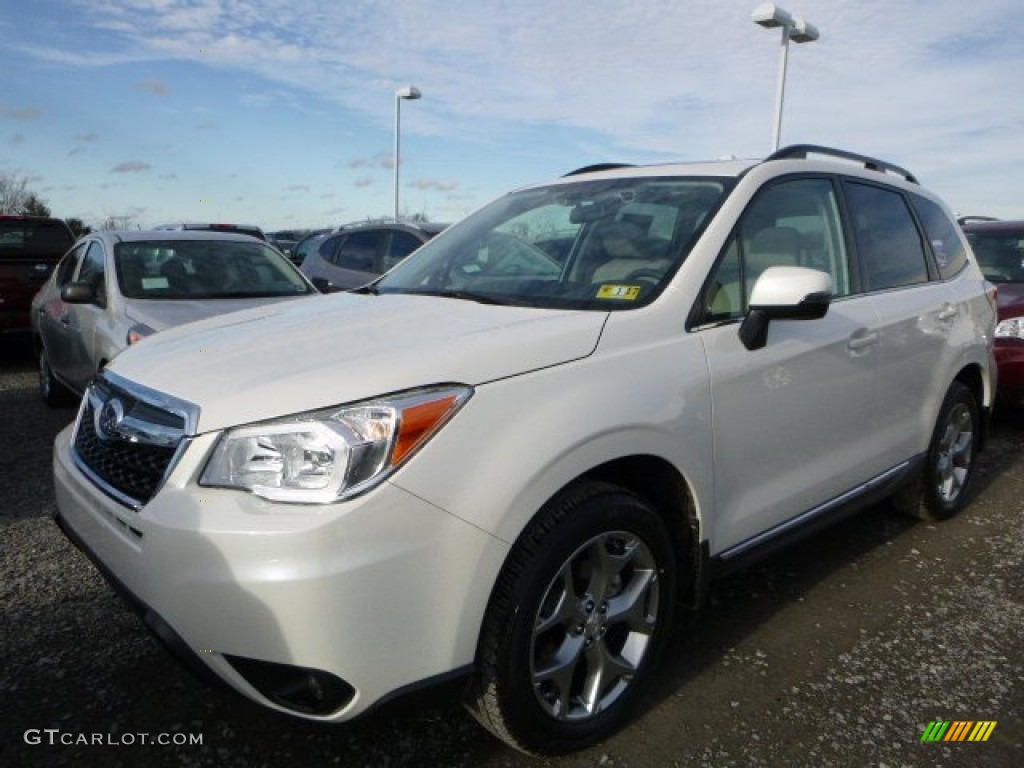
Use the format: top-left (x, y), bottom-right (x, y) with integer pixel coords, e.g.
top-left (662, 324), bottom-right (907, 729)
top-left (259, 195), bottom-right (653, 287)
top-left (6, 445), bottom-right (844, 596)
top-left (71, 372), bottom-right (199, 509)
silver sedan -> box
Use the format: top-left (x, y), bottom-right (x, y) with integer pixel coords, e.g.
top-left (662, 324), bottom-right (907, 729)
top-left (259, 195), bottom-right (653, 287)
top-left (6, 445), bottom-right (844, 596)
top-left (30, 230), bottom-right (318, 405)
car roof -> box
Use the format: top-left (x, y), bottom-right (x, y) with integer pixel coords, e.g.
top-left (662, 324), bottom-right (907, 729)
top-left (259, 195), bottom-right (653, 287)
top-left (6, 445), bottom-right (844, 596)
top-left (336, 220), bottom-right (449, 236)
top-left (539, 144), bottom-right (922, 193)
top-left (89, 229), bottom-right (271, 244)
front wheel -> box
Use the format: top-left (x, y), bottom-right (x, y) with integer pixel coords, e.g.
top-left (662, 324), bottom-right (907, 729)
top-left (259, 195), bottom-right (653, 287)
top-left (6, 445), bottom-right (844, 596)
top-left (465, 481), bottom-right (676, 754)
top-left (893, 381), bottom-right (979, 521)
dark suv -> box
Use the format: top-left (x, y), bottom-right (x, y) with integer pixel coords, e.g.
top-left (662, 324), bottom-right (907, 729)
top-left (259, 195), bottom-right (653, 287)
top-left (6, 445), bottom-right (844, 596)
top-left (0, 215), bottom-right (76, 335)
top-left (299, 220), bottom-right (447, 291)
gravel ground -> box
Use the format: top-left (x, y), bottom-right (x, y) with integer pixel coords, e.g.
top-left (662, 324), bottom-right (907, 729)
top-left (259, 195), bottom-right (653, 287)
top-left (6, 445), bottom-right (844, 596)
top-left (1, 335), bottom-right (1021, 767)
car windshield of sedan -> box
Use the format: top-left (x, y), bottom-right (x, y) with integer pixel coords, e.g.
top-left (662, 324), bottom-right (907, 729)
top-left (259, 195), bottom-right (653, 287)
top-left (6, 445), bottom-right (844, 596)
top-left (967, 231), bottom-right (1024, 283)
top-left (114, 240), bottom-right (313, 299)
top-left (375, 176), bottom-right (732, 310)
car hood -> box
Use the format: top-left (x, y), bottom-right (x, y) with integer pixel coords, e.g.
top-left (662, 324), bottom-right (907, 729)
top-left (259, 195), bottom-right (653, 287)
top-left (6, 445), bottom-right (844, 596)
top-left (122, 295), bottom-right (307, 332)
top-left (108, 293), bottom-right (607, 433)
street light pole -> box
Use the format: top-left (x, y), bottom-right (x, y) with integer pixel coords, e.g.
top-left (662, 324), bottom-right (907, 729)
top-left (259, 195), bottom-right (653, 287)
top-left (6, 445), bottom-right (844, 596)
top-left (394, 86), bottom-right (421, 220)
top-left (752, 4), bottom-right (819, 152)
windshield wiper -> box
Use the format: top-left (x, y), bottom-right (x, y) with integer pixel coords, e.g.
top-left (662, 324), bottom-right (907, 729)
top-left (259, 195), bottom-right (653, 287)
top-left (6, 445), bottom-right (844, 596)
top-left (193, 291), bottom-right (295, 299)
top-left (400, 289), bottom-right (514, 306)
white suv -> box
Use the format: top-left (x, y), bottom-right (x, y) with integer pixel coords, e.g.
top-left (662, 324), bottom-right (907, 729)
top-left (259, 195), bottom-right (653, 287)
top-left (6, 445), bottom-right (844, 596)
top-left (53, 146), bottom-right (997, 754)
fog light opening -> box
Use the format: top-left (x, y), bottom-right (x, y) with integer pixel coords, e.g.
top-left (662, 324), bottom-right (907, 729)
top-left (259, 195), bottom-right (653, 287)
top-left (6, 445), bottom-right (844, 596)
top-left (224, 655), bottom-right (354, 715)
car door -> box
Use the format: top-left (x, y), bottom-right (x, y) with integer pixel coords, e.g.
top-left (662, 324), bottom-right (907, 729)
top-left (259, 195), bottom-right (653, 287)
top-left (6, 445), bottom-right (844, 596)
top-left (844, 181), bottom-right (964, 466)
top-left (697, 177), bottom-right (883, 555)
top-left (64, 240), bottom-right (110, 391)
top-left (37, 241), bottom-right (87, 378)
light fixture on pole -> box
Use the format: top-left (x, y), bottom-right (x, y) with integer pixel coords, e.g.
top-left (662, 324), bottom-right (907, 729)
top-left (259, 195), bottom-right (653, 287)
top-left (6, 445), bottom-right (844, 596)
top-left (394, 85), bottom-right (422, 220)
top-left (752, 3), bottom-right (819, 151)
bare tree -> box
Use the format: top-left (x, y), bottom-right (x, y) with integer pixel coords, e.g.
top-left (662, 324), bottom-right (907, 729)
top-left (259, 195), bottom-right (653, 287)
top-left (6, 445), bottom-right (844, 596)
top-left (0, 172), bottom-right (53, 216)
top-left (0, 171), bottom-right (30, 214)
top-left (66, 217), bottom-right (92, 238)
top-left (100, 215), bottom-right (138, 231)
top-left (22, 192), bottom-right (51, 217)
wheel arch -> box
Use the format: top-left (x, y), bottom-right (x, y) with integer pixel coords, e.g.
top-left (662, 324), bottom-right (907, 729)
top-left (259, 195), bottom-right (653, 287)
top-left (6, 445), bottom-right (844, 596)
top-left (580, 455), bottom-right (702, 605)
top-left (494, 453), bottom-right (705, 613)
top-left (953, 362), bottom-right (989, 450)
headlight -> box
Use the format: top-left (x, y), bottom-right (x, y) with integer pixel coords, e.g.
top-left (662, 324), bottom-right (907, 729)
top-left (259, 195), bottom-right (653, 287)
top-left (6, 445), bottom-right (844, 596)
top-left (200, 385), bottom-right (472, 503)
top-left (995, 317), bottom-right (1024, 340)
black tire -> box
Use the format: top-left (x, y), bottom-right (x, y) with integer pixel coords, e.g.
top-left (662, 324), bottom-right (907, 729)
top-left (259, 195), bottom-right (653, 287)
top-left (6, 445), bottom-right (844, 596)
top-left (465, 481), bottom-right (676, 755)
top-left (38, 346), bottom-right (75, 408)
top-left (893, 382), bottom-right (978, 521)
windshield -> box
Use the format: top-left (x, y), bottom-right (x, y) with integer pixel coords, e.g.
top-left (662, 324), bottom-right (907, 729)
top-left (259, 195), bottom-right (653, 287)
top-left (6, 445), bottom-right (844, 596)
top-left (376, 176), bottom-right (732, 310)
top-left (114, 239), bottom-right (313, 299)
top-left (967, 230), bottom-right (1024, 283)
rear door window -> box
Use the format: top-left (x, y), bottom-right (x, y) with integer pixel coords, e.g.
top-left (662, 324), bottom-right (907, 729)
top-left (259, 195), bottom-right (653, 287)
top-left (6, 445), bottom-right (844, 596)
top-left (334, 231), bottom-right (381, 272)
top-left (844, 182), bottom-right (930, 291)
top-left (382, 231), bottom-right (423, 271)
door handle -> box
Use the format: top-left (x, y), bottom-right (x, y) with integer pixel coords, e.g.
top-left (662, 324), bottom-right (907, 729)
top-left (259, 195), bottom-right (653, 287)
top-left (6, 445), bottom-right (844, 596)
top-left (937, 304), bottom-right (958, 322)
top-left (847, 330), bottom-right (879, 352)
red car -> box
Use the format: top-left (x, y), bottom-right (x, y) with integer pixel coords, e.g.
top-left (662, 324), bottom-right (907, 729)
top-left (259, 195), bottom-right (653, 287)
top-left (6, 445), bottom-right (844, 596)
top-left (962, 219), bottom-right (1024, 406)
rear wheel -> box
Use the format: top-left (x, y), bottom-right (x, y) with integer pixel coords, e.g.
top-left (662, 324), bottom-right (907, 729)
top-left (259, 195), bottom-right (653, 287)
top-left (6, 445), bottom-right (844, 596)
top-left (39, 346), bottom-right (75, 407)
top-left (465, 481), bottom-right (676, 754)
top-left (893, 381), bottom-right (978, 521)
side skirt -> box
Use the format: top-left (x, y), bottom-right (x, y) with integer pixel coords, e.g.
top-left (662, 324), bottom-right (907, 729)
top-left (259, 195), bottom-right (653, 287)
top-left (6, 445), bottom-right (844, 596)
top-left (689, 455), bottom-right (925, 602)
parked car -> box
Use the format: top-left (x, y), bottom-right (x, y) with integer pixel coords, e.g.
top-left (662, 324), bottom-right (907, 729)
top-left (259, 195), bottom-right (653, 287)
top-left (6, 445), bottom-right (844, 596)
top-left (0, 215), bottom-right (76, 335)
top-left (960, 218), bottom-right (1024, 406)
top-left (52, 146), bottom-right (995, 755)
top-left (264, 229), bottom-right (308, 259)
top-left (285, 228), bottom-right (333, 266)
top-left (152, 222), bottom-right (266, 241)
top-left (32, 230), bottom-right (316, 405)
top-left (300, 220), bottom-right (447, 291)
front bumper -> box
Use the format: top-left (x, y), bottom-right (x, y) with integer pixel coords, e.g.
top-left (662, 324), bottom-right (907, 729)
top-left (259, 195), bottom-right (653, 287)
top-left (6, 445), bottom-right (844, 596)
top-left (52, 424), bottom-right (508, 721)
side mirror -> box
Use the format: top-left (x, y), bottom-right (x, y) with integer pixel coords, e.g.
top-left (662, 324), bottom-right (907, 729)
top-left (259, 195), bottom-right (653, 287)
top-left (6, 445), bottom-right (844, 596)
top-left (61, 281), bottom-right (101, 306)
top-left (738, 266), bottom-right (833, 351)
top-left (311, 277), bottom-right (333, 294)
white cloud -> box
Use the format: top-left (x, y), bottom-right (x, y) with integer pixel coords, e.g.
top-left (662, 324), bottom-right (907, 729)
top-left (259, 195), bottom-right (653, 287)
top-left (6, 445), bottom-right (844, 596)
top-left (10, 0), bottom-right (1024, 221)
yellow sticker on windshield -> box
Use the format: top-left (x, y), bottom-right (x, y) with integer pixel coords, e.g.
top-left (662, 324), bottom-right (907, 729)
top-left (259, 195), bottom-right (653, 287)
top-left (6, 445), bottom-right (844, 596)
top-left (596, 285), bottom-right (641, 300)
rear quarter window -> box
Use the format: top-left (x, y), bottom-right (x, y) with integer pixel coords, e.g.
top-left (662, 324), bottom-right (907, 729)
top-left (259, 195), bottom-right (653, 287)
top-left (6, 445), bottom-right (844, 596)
top-left (912, 194), bottom-right (968, 279)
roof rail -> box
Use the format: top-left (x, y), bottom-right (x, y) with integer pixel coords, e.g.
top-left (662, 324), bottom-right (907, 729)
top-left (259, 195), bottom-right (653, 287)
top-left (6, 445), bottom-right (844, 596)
top-left (956, 215), bottom-right (999, 226)
top-left (766, 144), bottom-right (919, 185)
top-left (563, 163), bottom-right (635, 177)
